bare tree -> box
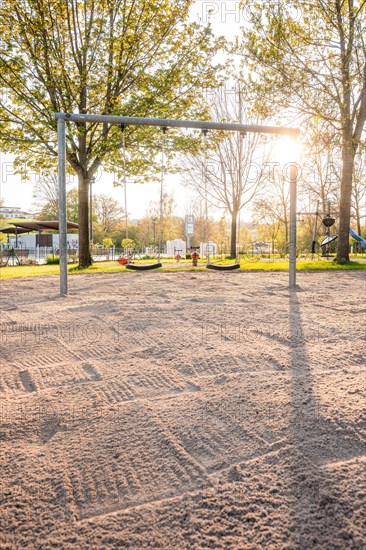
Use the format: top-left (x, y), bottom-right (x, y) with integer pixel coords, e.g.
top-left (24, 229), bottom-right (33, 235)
top-left (137, 193), bottom-right (184, 245)
top-left (93, 194), bottom-right (124, 234)
top-left (300, 122), bottom-right (341, 213)
top-left (182, 87), bottom-right (269, 257)
top-left (33, 172), bottom-right (61, 214)
top-left (33, 173), bottom-right (78, 222)
top-left (183, 196), bottom-right (219, 247)
top-left (252, 168), bottom-right (290, 256)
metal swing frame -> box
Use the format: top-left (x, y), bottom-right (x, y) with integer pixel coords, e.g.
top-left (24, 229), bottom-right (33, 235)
top-left (55, 112), bottom-right (299, 295)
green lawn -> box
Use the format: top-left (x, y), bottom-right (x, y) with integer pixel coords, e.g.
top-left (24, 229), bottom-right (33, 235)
top-left (0, 258), bottom-right (365, 279)
top-left (0, 262), bottom-right (124, 280)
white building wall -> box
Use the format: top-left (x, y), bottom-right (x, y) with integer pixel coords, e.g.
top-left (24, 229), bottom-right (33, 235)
top-left (8, 233), bottom-right (78, 249)
top-left (166, 239), bottom-right (186, 257)
top-left (8, 234), bottom-right (36, 248)
top-left (200, 241), bottom-right (217, 257)
top-left (20, 234), bottom-right (36, 248)
top-left (52, 234), bottom-right (79, 248)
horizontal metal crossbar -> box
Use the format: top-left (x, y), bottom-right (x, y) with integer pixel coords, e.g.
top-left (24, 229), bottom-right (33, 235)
top-left (54, 113), bottom-right (300, 137)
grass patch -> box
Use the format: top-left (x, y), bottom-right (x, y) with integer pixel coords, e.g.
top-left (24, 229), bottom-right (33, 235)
top-left (0, 264), bottom-right (61, 279)
top-left (1, 259), bottom-right (365, 280)
top-left (296, 260), bottom-right (366, 270)
top-left (239, 260), bottom-right (366, 271)
top-left (68, 263), bottom-right (124, 274)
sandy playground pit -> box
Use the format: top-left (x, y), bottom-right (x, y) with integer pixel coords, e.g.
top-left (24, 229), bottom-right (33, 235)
top-left (0, 270), bottom-right (365, 549)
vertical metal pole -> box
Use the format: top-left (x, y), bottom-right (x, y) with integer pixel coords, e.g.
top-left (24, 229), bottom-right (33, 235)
top-left (124, 180), bottom-right (128, 250)
top-left (289, 162), bottom-right (297, 289)
top-left (202, 130), bottom-right (209, 264)
top-left (120, 125), bottom-right (129, 256)
top-left (158, 127), bottom-right (167, 263)
top-left (311, 200), bottom-right (319, 260)
top-left (58, 116), bottom-right (68, 296)
top-left (122, 131), bottom-right (128, 252)
top-left (89, 178), bottom-right (93, 243)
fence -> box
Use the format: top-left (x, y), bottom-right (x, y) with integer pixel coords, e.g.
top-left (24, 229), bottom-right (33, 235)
top-left (1, 246), bottom-right (135, 265)
top-left (0, 247), bottom-right (77, 265)
top-left (2, 245), bottom-right (363, 266)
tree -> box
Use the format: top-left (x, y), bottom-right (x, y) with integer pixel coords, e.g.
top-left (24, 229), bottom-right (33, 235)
top-left (252, 167), bottom-right (290, 256)
top-left (38, 188), bottom-right (79, 223)
top-left (138, 192), bottom-right (184, 246)
top-left (210, 215), bottom-right (230, 254)
top-left (182, 86), bottom-right (269, 257)
top-left (300, 120), bottom-right (341, 213)
top-left (33, 172), bottom-right (79, 222)
top-left (102, 237), bottom-right (113, 248)
top-left (0, 0), bottom-right (223, 267)
top-left (33, 172), bottom-right (61, 217)
top-left (93, 194), bottom-right (124, 234)
top-left (238, 224), bottom-right (253, 252)
top-left (121, 238), bottom-right (135, 248)
top-left (240, 0), bottom-right (366, 262)
top-left (183, 198), bottom-right (209, 247)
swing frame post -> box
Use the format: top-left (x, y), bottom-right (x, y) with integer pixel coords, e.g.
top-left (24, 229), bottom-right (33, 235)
top-left (57, 115), bottom-right (68, 297)
top-left (289, 162), bottom-right (298, 289)
top-left (55, 113), bottom-right (300, 295)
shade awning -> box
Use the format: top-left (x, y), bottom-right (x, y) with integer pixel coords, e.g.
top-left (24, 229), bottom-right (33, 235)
top-left (0, 227), bottom-right (30, 235)
top-left (0, 220), bottom-right (78, 234)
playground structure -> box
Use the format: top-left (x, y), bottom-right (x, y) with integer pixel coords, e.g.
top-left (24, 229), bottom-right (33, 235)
top-left (350, 228), bottom-right (366, 250)
top-left (55, 113), bottom-right (299, 295)
top-left (319, 202), bottom-right (339, 258)
top-left (297, 202), bottom-right (339, 260)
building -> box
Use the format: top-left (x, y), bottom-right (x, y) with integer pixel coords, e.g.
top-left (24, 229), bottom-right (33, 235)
top-left (166, 239), bottom-right (186, 257)
top-left (0, 205), bottom-right (36, 219)
top-left (0, 220), bottom-right (79, 249)
top-left (7, 233), bottom-right (78, 250)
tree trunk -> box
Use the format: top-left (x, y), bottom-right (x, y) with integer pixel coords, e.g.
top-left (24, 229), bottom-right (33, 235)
top-left (230, 211), bottom-right (237, 258)
top-left (78, 173), bottom-right (92, 267)
top-left (336, 141), bottom-right (355, 263)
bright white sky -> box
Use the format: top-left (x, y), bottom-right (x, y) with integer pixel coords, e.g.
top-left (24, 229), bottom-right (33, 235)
top-left (0, 3), bottom-right (250, 220)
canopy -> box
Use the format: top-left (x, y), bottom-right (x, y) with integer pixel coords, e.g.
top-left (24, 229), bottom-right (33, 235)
top-left (0, 227), bottom-right (30, 235)
top-left (0, 221), bottom-right (78, 234)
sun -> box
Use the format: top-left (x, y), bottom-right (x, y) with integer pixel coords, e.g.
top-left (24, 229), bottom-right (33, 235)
top-left (271, 136), bottom-right (302, 165)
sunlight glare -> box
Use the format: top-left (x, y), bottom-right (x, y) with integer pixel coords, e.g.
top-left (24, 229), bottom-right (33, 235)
top-left (272, 137), bottom-right (301, 165)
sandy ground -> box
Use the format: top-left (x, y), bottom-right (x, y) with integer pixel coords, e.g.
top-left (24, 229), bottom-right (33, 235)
top-left (0, 270), bottom-right (365, 549)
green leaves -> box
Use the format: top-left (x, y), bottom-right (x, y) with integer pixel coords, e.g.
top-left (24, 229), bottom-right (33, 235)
top-left (0, 0), bottom-right (222, 179)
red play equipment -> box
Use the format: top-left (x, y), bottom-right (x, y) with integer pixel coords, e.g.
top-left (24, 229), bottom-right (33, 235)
top-left (191, 251), bottom-right (200, 266)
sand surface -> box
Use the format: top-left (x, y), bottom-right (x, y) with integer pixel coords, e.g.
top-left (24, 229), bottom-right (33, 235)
top-left (0, 271), bottom-right (365, 549)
